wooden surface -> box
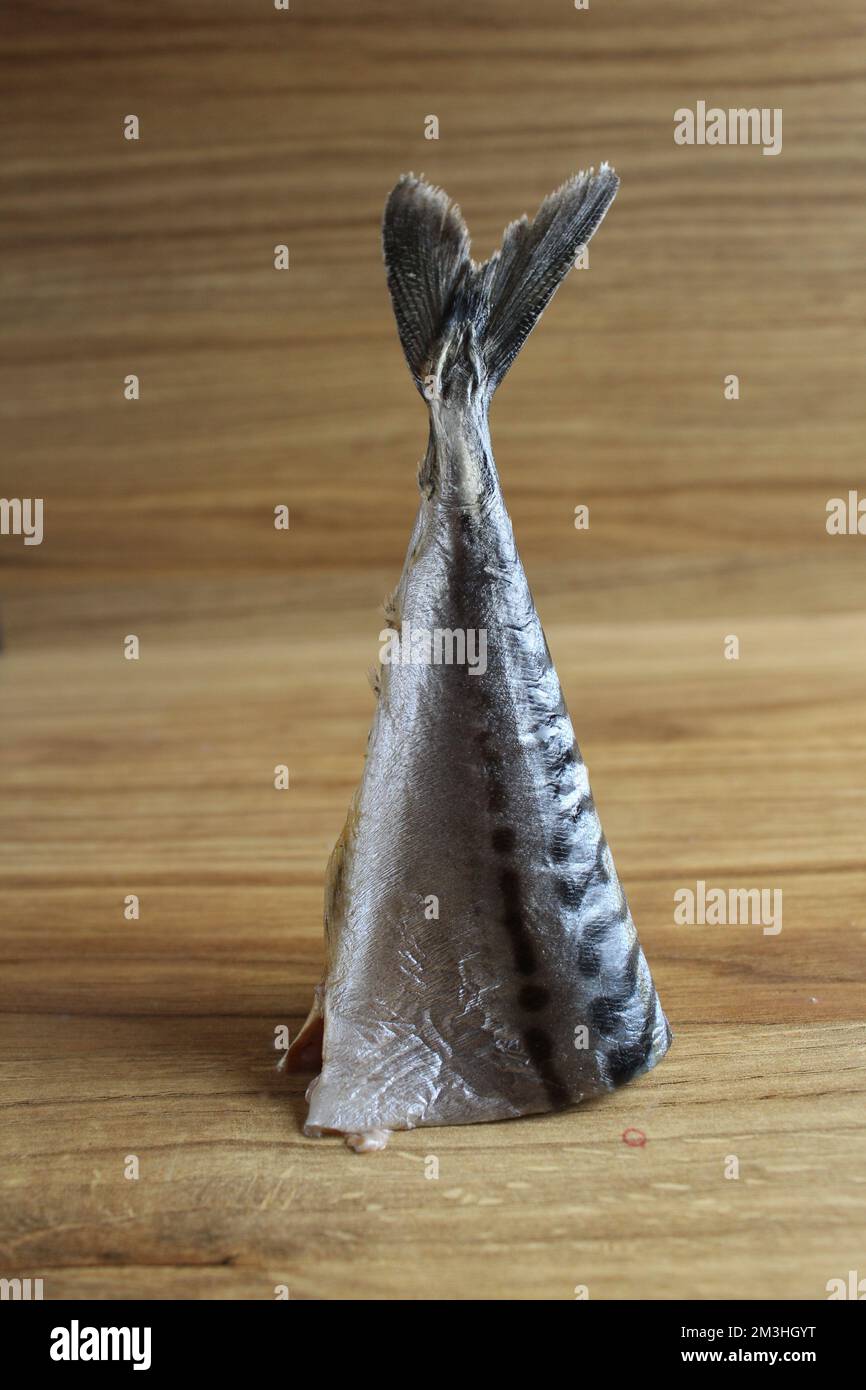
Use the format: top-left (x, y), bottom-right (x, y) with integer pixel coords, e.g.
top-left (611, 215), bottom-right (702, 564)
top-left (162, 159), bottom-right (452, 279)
top-left (2, 0), bottom-right (865, 1300)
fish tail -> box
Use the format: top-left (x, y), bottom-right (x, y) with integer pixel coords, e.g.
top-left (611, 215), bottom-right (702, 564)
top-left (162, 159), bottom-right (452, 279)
top-left (382, 166), bottom-right (619, 400)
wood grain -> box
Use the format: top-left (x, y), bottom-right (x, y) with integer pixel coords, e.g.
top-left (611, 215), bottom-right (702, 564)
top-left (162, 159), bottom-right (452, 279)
top-left (1, 0), bottom-right (865, 1300)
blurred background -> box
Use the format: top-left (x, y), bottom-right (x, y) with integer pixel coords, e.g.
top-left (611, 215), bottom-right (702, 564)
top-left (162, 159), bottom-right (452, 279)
top-left (1, 0), bottom-right (864, 1300)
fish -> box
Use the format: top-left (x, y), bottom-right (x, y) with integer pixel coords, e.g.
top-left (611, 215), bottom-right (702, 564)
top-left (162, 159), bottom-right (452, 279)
top-left (288, 167), bottom-right (672, 1152)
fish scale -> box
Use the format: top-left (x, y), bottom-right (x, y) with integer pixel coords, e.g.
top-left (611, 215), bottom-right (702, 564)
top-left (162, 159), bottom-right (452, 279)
top-left (289, 167), bottom-right (672, 1150)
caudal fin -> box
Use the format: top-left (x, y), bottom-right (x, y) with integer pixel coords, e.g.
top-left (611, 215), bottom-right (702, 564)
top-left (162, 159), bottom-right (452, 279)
top-left (382, 167), bottom-right (619, 399)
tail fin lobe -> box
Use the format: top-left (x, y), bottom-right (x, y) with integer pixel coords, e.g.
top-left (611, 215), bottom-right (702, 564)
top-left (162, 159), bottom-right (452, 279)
top-left (382, 174), bottom-right (471, 395)
top-left (478, 165), bottom-right (619, 390)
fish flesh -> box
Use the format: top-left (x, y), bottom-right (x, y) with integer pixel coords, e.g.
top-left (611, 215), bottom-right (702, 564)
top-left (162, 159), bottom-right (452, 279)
top-left (288, 167), bottom-right (672, 1151)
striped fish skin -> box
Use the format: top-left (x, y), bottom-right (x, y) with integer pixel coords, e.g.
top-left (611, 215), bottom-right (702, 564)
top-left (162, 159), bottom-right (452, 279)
top-left (291, 168), bottom-right (672, 1148)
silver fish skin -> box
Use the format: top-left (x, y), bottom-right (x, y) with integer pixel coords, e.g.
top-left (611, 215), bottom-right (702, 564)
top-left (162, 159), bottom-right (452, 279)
top-left (290, 168), bottom-right (672, 1149)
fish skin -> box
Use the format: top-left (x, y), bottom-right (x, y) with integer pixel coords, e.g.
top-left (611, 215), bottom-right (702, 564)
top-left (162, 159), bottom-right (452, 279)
top-left (291, 168), bottom-right (672, 1148)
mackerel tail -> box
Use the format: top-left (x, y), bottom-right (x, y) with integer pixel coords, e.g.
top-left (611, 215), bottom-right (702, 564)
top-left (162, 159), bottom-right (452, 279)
top-left (288, 167), bottom-right (672, 1153)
